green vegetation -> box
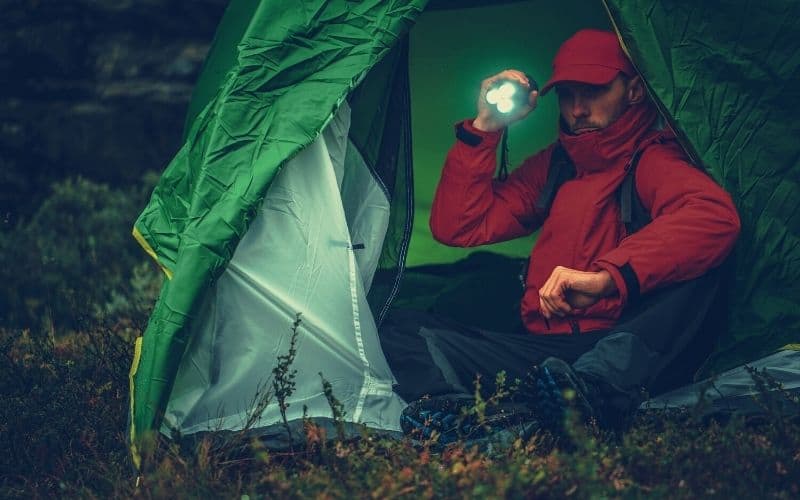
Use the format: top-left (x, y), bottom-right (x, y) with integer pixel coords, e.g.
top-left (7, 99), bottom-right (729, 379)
top-left (2, 322), bottom-right (799, 498)
top-left (1, 176), bottom-right (798, 498)
top-left (0, 175), bottom-right (162, 332)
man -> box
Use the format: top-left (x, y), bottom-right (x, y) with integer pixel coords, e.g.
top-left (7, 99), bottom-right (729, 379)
top-left (382, 29), bottom-right (740, 436)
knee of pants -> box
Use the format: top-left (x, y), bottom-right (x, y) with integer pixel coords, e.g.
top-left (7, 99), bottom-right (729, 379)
top-left (572, 331), bottom-right (659, 391)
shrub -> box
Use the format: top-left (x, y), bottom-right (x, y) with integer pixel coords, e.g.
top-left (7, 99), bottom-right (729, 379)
top-left (1, 318), bottom-right (798, 498)
top-left (0, 175), bottom-right (161, 332)
top-left (0, 325), bottom-right (135, 497)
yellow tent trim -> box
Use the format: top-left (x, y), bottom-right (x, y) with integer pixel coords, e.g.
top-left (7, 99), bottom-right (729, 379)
top-left (601, 1), bottom-right (631, 62)
top-left (132, 226), bottom-right (173, 280)
top-left (128, 336), bottom-right (144, 470)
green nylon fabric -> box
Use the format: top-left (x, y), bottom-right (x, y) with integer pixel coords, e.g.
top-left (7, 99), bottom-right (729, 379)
top-left (605, 0), bottom-right (800, 374)
top-left (185, 11), bottom-right (416, 324)
top-left (183, 0), bottom-right (258, 140)
top-left (132, 0), bottom-right (428, 442)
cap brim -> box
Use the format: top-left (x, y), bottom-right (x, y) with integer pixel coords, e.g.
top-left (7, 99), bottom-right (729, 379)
top-left (540, 65), bottom-right (620, 95)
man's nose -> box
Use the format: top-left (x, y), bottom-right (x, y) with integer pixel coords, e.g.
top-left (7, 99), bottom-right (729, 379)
top-left (571, 97), bottom-right (590, 117)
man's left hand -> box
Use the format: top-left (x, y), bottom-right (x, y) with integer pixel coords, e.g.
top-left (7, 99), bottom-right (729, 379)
top-left (538, 266), bottom-right (618, 319)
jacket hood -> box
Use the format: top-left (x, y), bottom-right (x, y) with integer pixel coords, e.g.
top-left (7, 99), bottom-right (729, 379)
top-left (558, 102), bottom-right (659, 174)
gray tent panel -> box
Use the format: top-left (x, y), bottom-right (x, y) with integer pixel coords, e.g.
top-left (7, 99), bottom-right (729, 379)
top-left (641, 350), bottom-right (800, 416)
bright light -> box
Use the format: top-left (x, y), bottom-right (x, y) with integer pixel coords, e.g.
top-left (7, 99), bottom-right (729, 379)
top-left (497, 82), bottom-right (517, 98)
top-left (486, 80), bottom-right (521, 114)
top-left (496, 100), bottom-right (514, 113)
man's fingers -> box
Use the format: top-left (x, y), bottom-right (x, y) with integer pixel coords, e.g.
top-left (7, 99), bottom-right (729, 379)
top-left (528, 90), bottom-right (539, 107)
top-left (548, 287), bottom-right (573, 316)
top-left (539, 297), bottom-right (551, 319)
top-left (538, 266), bottom-right (612, 323)
top-left (477, 69), bottom-right (538, 130)
top-left (540, 271), bottom-right (560, 318)
top-left (539, 268), bottom-right (573, 318)
top-left (482, 69), bottom-right (533, 92)
top-left (539, 295), bottom-right (567, 319)
top-left (540, 293), bottom-right (571, 318)
top-left (498, 69), bottom-right (528, 86)
top-left (539, 269), bottom-right (557, 318)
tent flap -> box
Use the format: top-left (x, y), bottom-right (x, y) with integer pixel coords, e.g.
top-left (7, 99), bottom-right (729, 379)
top-left (130, 0), bottom-right (427, 450)
top-left (163, 102), bottom-right (405, 438)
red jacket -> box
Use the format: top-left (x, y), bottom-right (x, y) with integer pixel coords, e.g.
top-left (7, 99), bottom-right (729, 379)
top-left (430, 103), bottom-right (741, 335)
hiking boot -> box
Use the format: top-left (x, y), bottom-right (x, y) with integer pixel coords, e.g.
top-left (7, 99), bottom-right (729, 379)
top-left (517, 357), bottom-right (600, 433)
top-left (400, 394), bottom-right (471, 444)
top-left (400, 393), bottom-right (539, 446)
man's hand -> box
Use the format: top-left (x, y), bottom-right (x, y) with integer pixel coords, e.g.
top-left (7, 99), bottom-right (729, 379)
top-left (538, 266), bottom-right (618, 319)
top-left (473, 69), bottom-right (538, 132)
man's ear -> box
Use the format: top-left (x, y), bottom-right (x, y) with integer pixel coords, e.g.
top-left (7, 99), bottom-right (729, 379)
top-left (627, 75), bottom-right (645, 104)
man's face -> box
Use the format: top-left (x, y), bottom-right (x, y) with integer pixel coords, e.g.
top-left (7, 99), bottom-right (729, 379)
top-left (555, 75), bottom-right (638, 135)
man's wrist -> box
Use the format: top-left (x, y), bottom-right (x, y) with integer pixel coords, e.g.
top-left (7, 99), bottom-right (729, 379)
top-left (472, 116), bottom-right (503, 133)
top-left (456, 119), bottom-right (503, 148)
top-left (597, 270), bottom-right (618, 296)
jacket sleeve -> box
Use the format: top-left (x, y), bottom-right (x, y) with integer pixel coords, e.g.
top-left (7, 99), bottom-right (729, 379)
top-left (593, 142), bottom-right (741, 303)
top-left (430, 119), bottom-right (550, 247)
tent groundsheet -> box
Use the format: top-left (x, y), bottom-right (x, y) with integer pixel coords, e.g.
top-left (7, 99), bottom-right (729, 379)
top-left (641, 349), bottom-right (800, 417)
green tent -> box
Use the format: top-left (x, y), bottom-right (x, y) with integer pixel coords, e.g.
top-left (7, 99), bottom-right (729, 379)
top-left (129, 0), bottom-right (800, 466)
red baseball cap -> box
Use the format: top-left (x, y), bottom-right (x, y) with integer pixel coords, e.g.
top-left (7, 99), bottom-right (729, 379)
top-left (541, 29), bottom-right (636, 95)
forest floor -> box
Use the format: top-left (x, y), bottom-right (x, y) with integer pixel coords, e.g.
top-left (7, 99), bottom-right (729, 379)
top-left (1, 323), bottom-right (798, 499)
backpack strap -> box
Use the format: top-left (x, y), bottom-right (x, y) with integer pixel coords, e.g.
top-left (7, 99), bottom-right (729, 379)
top-left (535, 142), bottom-right (576, 218)
top-left (537, 140), bottom-right (660, 236)
top-left (618, 148), bottom-right (652, 235)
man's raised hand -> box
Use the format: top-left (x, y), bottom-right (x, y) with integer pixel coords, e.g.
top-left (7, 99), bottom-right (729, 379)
top-left (473, 69), bottom-right (538, 132)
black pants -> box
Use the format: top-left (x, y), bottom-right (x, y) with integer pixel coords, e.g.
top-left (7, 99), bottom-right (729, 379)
top-left (380, 267), bottom-right (724, 407)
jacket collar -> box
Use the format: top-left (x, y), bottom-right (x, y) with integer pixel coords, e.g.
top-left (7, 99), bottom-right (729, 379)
top-left (557, 102), bottom-right (659, 174)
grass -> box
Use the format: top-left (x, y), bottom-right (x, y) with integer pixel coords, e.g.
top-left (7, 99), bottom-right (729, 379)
top-left (1, 323), bottom-right (799, 499)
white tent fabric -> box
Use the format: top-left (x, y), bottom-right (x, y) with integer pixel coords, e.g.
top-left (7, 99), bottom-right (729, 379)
top-left (161, 102), bottom-right (406, 437)
top-left (640, 349), bottom-right (800, 415)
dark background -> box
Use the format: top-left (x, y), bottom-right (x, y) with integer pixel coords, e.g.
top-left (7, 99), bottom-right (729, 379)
top-left (0, 0), bottom-right (228, 329)
top-left (1, 0), bottom-right (227, 229)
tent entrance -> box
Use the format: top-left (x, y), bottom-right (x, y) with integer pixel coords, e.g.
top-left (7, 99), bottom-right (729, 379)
top-left (164, 102), bottom-right (406, 437)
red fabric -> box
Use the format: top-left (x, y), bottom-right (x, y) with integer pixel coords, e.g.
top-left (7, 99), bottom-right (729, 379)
top-left (430, 103), bottom-right (741, 335)
top-left (541, 29), bottom-right (636, 95)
